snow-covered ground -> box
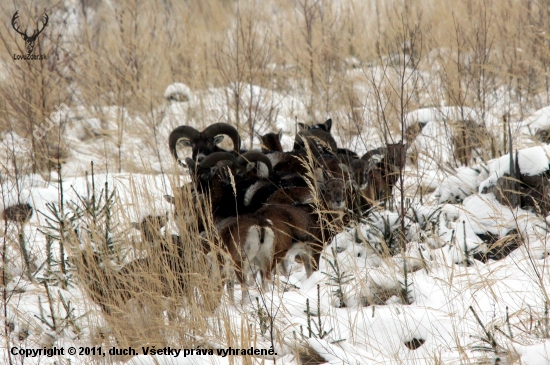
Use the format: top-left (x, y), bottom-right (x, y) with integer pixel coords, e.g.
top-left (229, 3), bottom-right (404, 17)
top-left (3, 39), bottom-right (550, 363)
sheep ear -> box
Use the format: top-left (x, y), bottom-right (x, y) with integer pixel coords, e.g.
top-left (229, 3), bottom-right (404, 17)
top-left (185, 157), bottom-right (196, 170)
top-left (371, 153), bottom-right (384, 164)
top-left (338, 163), bottom-right (350, 172)
top-left (324, 118), bottom-right (332, 132)
top-left (346, 179), bottom-right (357, 189)
top-left (179, 139), bottom-right (192, 147)
top-left (131, 222), bottom-right (141, 230)
top-left (317, 181), bottom-right (327, 191)
top-left (213, 135), bottom-right (225, 144)
top-left (366, 159), bottom-right (376, 171)
top-left (164, 195), bottom-right (176, 204)
top-left (314, 168), bottom-right (325, 182)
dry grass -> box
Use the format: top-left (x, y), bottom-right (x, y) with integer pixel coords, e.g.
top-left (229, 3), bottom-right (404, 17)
top-left (59, 173), bottom-right (235, 350)
top-left (2, 0), bottom-right (550, 363)
top-left (1, 0), bottom-right (549, 157)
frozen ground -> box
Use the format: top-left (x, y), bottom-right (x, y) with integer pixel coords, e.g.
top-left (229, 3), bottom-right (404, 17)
top-left (2, 72), bottom-right (550, 364)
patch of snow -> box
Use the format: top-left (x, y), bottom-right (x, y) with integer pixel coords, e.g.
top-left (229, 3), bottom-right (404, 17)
top-left (164, 82), bottom-right (193, 103)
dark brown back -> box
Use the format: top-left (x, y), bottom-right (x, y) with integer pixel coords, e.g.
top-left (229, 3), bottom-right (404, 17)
top-left (267, 187), bottom-right (311, 205)
top-left (2, 203), bottom-right (33, 223)
top-left (260, 132), bottom-right (284, 153)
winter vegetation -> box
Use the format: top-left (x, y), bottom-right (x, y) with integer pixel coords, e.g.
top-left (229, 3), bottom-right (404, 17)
top-left (2, 0), bottom-right (550, 364)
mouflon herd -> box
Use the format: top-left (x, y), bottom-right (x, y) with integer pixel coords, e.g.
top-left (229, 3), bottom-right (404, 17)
top-left (72, 118), bottom-right (408, 316)
top-left (162, 119), bottom-right (408, 304)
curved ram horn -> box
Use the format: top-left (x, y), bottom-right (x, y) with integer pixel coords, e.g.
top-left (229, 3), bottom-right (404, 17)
top-left (198, 152), bottom-right (238, 169)
top-left (168, 126), bottom-right (200, 161)
top-left (203, 123), bottom-right (241, 152)
top-left (237, 151), bottom-right (273, 176)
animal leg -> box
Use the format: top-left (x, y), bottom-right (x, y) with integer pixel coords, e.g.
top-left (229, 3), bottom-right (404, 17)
top-left (299, 244), bottom-right (315, 278)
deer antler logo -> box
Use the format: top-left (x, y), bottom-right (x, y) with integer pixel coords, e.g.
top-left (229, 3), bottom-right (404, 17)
top-left (11, 11), bottom-right (48, 55)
